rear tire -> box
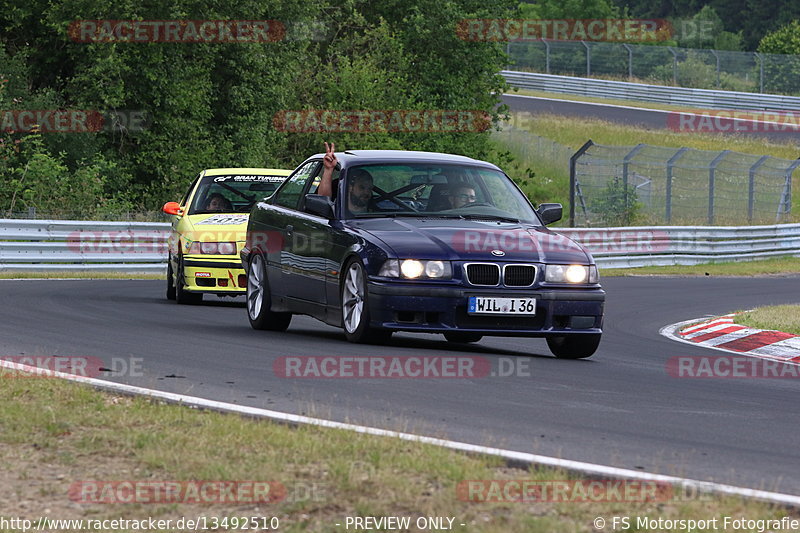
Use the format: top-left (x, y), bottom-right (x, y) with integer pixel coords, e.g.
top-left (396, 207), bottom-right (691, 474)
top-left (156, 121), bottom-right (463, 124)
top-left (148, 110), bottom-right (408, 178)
top-left (175, 253), bottom-right (203, 305)
top-left (341, 259), bottom-right (391, 344)
top-left (443, 332), bottom-right (483, 343)
top-left (546, 334), bottom-right (601, 359)
top-left (247, 253), bottom-right (291, 331)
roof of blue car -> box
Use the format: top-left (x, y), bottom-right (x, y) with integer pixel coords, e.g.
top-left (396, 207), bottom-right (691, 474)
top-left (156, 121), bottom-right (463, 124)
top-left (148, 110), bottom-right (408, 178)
top-left (304, 150), bottom-right (500, 169)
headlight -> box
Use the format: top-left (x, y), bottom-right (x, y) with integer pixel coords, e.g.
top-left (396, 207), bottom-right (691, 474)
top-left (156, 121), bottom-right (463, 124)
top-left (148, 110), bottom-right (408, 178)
top-left (187, 241), bottom-right (237, 255)
top-left (545, 264), bottom-right (599, 284)
top-left (378, 259), bottom-right (452, 279)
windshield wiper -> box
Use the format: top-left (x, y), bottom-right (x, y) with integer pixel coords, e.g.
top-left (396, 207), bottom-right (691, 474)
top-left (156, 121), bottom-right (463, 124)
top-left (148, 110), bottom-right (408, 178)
top-left (458, 213), bottom-right (520, 223)
top-left (355, 212), bottom-right (428, 218)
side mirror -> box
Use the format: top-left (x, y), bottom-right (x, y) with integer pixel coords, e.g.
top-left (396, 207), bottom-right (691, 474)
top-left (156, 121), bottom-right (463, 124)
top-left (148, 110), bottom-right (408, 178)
top-left (162, 201), bottom-right (183, 216)
top-left (537, 203), bottom-right (562, 225)
top-left (304, 194), bottom-right (335, 219)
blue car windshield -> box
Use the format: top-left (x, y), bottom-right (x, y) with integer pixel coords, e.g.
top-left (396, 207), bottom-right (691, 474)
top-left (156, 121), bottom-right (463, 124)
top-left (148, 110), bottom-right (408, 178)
top-left (343, 163), bottom-right (541, 224)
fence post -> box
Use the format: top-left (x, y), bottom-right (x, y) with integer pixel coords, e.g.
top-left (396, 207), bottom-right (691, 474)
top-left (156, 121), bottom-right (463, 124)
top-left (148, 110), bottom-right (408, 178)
top-left (708, 150), bottom-right (730, 225)
top-left (622, 144), bottom-right (646, 219)
top-left (748, 155), bottom-right (770, 223)
top-left (542, 38), bottom-right (550, 74)
top-left (623, 44), bottom-right (633, 79)
top-left (754, 52), bottom-right (764, 93)
top-left (666, 147), bottom-right (689, 224)
top-left (710, 49), bottom-right (720, 88)
top-left (581, 41), bottom-right (592, 76)
top-left (667, 46), bottom-right (678, 85)
top-left (569, 140), bottom-right (594, 227)
top-left (778, 159), bottom-right (800, 222)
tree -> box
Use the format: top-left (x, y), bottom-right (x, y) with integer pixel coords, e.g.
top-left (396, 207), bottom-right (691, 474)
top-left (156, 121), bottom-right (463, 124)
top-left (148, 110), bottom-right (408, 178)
top-left (758, 20), bottom-right (800, 95)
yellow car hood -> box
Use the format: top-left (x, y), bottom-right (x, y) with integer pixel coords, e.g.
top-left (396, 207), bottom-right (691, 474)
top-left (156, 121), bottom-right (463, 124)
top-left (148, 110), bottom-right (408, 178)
top-left (183, 213), bottom-right (250, 246)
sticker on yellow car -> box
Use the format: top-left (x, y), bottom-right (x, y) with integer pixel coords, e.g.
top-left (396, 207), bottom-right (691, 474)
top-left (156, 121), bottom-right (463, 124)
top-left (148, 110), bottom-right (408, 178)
top-left (195, 214), bottom-right (249, 225)
top-left (213, 175), bottom-right (286, 182)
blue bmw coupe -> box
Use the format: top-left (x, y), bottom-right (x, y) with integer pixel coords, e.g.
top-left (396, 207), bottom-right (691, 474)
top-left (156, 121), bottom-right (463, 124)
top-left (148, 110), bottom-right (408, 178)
top-left (241, 150), bottom-right (604, 358)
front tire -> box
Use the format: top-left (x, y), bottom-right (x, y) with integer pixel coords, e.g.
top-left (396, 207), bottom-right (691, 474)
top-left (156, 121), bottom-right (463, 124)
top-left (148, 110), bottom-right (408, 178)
top-left (166, 256), bottom-right (176, 300)
top-left (546, 334), bottom-right (601, 359)
top-left (341, 259), bottom-right (391, 344)
top-left (175, 253), bottom-right (203, 305)
top-left (247, 253), bottom-right (291, 331)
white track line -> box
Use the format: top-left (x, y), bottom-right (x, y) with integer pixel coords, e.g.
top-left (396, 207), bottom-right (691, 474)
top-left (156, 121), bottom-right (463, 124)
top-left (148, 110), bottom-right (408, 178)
top-left (2, 357), bottom-right (799, 507)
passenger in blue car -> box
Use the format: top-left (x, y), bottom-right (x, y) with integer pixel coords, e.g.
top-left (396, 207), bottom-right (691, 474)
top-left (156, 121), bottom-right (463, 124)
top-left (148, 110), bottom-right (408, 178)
top-left (448, 185), bottom-right (477, 209)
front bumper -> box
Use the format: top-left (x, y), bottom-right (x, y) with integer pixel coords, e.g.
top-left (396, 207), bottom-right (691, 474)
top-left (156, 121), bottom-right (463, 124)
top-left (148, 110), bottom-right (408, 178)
top-left (182, 256), bottom-right (247, 294)
top-left (367, 281), bottom-right (604, 336)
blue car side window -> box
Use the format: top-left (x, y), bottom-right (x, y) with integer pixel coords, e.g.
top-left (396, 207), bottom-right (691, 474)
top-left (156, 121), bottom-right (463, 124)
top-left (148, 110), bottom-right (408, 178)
top-left (273, 161), bottom-right (321, 210)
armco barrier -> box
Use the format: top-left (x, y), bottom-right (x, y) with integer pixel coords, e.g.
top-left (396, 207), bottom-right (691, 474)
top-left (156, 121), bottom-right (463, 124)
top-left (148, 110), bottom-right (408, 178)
top-left (556, 224), bottom-right (800, 269)
top-left (1, 219), bottom-right (799, 272)
top-left (501, 71), bottom-right (800, 112)
top-left (0, 219), bottom-right (169, 272)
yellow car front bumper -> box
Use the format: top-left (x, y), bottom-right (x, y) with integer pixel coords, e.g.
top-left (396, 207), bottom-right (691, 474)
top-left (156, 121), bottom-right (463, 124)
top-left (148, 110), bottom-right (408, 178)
top-left (182, 256), bottom-right (247, 294)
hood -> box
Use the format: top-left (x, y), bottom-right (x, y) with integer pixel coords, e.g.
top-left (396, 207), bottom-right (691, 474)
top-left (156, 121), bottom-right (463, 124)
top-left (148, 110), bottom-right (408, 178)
top-left (184, 213), bottom-right (249, 243)
top-left (351, 217), bottom-right (592, 264)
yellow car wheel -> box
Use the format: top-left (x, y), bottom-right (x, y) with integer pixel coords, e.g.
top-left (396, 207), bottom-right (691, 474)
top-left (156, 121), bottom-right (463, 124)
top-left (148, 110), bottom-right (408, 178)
top-left (175, 253), bottom-right (203, 305)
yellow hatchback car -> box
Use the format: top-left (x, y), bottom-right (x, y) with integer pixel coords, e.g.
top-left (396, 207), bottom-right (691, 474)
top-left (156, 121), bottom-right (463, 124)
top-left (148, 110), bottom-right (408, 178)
top-left (163, 168), bottom-right (291, 304)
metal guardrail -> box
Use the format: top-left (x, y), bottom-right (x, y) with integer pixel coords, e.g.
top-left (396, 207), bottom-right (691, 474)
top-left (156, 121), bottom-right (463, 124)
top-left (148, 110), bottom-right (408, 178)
top-left (0, 219), bottom-right (169, 272)
top-left (502, 70), bottom-right (800, 112)
top-left (556, 224), bottom-right (800, 269)
top-left (1, 219), bottom-right (798, 272)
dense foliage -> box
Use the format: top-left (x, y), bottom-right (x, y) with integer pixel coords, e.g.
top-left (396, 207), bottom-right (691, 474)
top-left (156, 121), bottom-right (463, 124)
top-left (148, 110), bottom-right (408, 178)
top-left (0, 0), bottom-right (516, 215)
top-left (608, 0), bottom-right (800, 51)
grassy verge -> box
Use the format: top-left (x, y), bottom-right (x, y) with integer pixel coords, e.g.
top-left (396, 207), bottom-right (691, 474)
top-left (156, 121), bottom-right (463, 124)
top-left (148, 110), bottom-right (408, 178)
top-left (513, 111), bottom-right (799, 158)
top-left (601, 257), bottom-right (800, 277)
top-left (735, 305), bottom-right (800, 335)
top-left (1, 376), bottom-right (796, 532)
top-left (508, 87), bottom-right (705, 113)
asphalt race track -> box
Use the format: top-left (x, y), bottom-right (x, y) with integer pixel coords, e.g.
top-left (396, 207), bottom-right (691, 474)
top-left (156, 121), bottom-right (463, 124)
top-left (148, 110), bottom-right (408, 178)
top-left (2, 276), bottom-right (799, 495)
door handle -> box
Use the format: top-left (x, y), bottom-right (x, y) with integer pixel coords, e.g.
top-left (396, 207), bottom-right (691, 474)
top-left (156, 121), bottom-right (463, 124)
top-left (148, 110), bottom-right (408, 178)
top-left (285, 225), bottom-right (294, 236)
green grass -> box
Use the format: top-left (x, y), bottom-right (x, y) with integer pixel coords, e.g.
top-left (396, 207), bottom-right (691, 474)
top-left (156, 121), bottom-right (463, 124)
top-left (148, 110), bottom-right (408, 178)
top-left (602, 257), bottom-right (800, 277)
top-left (735, 304), bottom-right (800, 335)
top-left (0, 376), bottom-right (796, 531)
top-left (508, 87), bottom-right (706, 113)
top-left (513, 111), bottom-right (800, 158)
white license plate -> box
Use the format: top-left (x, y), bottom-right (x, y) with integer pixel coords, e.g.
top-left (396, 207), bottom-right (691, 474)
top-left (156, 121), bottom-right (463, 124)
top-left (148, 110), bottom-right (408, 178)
top-left (468, 296), bottom-right (536, 315)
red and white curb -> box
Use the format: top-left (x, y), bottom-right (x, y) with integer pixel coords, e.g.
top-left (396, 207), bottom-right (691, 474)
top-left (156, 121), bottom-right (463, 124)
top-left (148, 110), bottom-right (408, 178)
top-left (661, 313), bottom-right (800, 364)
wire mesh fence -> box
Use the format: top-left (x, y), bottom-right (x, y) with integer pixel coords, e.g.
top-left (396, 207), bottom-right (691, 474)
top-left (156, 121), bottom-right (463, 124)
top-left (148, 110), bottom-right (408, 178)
top-left (570, 142), bottom-right (798, 226)
top-left (508, 40), bottom-right (800, 95)
top-left (493, 126), bottom-right (574, 176)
